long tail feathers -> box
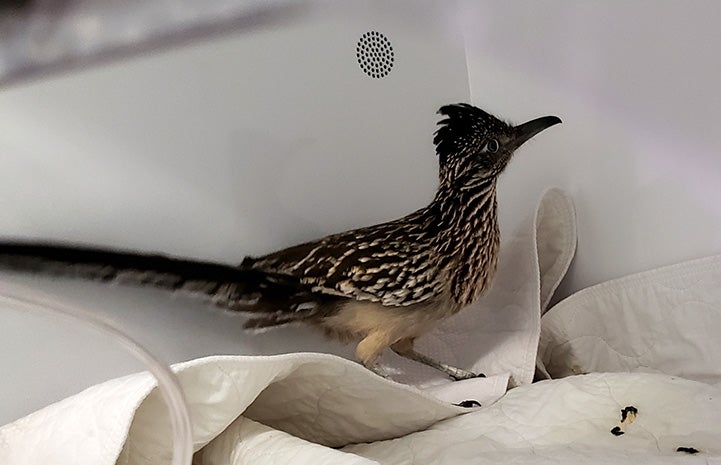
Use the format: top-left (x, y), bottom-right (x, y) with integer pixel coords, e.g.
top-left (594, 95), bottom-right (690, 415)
top-left (0, 241), bottom-right (329, 328)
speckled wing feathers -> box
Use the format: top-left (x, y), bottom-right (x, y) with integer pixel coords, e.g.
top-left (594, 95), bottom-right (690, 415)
top-left (243, 217), bottom-right (446, 307)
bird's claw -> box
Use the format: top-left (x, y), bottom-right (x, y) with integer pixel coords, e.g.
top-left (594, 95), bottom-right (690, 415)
top-left (449, 369), bottom-right (485, 381)
top-left (367, 364), bottom-right (393, 379)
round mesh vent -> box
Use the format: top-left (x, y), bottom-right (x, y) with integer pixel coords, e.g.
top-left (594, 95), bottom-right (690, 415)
top-left (356, 31), bottom-right (394, 79)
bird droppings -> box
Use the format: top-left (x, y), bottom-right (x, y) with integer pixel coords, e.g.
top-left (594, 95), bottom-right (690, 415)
top-left (454, 400), bottom-right (481, 408)
top-left (610, 405), bottom-right (638, 436)
top-left (620, 406), bottom-right (638, 423)
top-left (610, 426), bottom-right (624, 436)
top-left (676, 447), bottom-right (700, 454)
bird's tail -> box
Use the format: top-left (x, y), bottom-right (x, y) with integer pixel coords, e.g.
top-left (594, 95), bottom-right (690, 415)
top-left (0, 241), bottom-right (329, 327)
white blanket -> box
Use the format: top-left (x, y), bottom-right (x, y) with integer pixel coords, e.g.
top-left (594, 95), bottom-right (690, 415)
top-left (539, 253), bottom-right (721, 386)
top-left (3, 188), bottom-right (721, 465)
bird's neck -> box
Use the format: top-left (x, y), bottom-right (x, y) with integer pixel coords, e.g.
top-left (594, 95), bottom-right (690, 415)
top-left (425, 177), bottom-right (500, 306)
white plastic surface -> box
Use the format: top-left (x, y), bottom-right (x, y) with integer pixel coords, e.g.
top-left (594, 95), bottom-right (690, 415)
top-left (0, 2), bottom-right (468, 260)
top-left (0, 1), bottom-right (469, 424)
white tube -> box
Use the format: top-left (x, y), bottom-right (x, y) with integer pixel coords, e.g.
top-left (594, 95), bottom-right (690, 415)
top-left (0, 279), bottom-right (193, 465)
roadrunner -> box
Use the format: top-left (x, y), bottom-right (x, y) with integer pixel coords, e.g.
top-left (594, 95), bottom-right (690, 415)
top-left (0, 104), bottom-right (560, 379)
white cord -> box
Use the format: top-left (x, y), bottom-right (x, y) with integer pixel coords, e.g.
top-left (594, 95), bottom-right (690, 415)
top-left (0, 279), bottom-right (193, 465)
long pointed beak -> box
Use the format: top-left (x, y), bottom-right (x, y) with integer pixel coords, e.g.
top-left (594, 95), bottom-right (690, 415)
top-left (509, 115), bottom-right (562, 151)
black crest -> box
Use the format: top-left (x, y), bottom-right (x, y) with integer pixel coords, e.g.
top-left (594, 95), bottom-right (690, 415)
top-left (433, 103), bottom-right (509, 165)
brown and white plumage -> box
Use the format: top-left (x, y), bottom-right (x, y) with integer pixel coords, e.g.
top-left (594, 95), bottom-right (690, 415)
top-left (0, 103), bottom-right (561, 379)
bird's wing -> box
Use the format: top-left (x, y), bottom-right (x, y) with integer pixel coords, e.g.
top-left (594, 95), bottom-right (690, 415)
top-left (243, 222), bottom-right (445, 307)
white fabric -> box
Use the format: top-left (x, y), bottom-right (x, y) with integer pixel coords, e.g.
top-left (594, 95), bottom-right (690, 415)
top-left (539, 253), bottom-right (721, 385)
top-left (342, 372), bottom-right (721, 465)
top-left (4, 354), bottom-right (721, 465)
top-left (0, 354), bottom-right (464, 465)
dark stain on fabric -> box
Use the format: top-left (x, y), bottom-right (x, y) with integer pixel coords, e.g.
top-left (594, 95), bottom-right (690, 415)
top-left (454, 400), bottom-right (482, 408)
top-left (610, 426), bottom-right (624, 436)
top-left (620, 406), bottom-right (638, 423)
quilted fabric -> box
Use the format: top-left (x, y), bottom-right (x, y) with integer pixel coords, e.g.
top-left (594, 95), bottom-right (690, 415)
top-left (198, 417), bottom-right (377, 465)
top-left (341, 372), bottom-right (721, 465)
top-left (0, 354), bottom-right (467, 465)
top-left (539, 254), bottom-right (721, 385)
top-left (5, 353), bottom-right (719, 465)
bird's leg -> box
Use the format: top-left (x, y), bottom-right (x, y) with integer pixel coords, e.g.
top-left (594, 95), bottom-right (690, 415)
top-left (356, 332), bottom-right (393, 379)
top-left (391, 338), bottom-right (483, 381)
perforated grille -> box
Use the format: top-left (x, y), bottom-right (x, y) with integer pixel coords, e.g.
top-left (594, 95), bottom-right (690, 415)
top-left (356, 31), bottom-right (394, 79)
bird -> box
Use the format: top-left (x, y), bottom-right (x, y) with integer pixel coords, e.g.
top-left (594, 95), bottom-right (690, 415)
top-left (0, 103), bottom-right (561, 380)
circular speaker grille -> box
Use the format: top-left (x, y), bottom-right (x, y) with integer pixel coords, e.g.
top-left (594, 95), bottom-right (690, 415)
top-left (356, 31), bottom-right (394, 79)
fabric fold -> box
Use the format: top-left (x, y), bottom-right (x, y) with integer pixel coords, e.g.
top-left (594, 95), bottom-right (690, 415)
top-left (406, 187), bottom-right (577, 390)
top-left (540, 253), bottom-right (721, 385)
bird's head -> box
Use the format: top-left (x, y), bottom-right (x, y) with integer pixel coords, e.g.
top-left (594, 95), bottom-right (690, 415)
top-left (433, 103), bottom-right (561, 188)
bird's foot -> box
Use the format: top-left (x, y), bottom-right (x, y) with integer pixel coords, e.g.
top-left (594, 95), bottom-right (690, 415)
top-left (389, 343), bottom-right (485, 381)
top-left (448, 367), bottom-right (486, 381)
top-left (366, 363), bottom-right (393, 380)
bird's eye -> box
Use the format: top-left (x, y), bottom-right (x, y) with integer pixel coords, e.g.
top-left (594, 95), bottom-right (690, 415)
top-left (486, 139), bottom-right (499, 153)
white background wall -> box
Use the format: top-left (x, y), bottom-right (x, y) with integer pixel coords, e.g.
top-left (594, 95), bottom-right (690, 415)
top-left (1, 0), bottom-right (720, 424)
top-left (459, 0), bottom-right (721, 299)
